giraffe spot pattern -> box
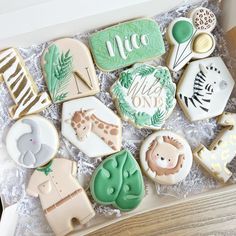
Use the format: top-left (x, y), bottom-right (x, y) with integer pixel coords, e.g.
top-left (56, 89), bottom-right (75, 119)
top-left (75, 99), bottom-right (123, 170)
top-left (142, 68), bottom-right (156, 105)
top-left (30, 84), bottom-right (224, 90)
top-left (98, 123), bottom-right (104, 129)
top-left (110, 128), bottom-right (118, 135)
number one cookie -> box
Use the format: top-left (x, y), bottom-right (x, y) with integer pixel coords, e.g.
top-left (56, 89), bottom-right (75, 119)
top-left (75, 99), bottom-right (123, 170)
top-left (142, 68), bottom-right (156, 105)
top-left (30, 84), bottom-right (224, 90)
top-left (0, 48), bottom-right (51, 119)
top-left (194, 112), bottom-right (236, 182)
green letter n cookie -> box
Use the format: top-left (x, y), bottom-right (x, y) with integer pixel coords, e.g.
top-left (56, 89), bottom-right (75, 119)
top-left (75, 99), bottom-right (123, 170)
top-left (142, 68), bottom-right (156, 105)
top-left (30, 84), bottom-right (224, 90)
top-left (111, 64), bottom-right (176, 129)
top-left (90, 149), bottom-right (145, 212)
top-left (89, 18), bottom-right (165, 71)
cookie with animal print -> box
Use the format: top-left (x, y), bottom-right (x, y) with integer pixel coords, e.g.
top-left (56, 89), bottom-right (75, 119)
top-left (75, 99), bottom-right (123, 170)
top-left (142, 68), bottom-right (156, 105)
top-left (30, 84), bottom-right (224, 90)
top-left (140, 130), bottom-right (192, 185)
top-left (6, 115), bottom-right (59, 168)
top-left (61, 96), bottom-right (122, 158)
top-left (177, 57), bottom-right (235, 121)
top-left (42, 38), bottom-right (100, 103)
top-left (0, 48), bottom-right (51, 119)
top-left (166, 7), bottom-right (217, 72)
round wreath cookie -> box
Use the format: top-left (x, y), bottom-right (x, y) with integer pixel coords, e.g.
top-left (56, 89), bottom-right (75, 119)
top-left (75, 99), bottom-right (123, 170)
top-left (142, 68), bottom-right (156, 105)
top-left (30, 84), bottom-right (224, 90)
top-left (6, 115), bottom-right (59, 168)
top-left (140, 130), bottom-right (192, 185)
top-left (111, 64), bottom-right (176, 129)
top-left (90, 149), bottom-right (145, 212)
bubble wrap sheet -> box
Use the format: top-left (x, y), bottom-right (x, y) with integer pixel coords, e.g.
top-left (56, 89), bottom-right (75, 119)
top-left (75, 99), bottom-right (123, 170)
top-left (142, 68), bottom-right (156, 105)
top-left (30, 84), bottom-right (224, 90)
top-left (0, 0), bottom-right (236, 235)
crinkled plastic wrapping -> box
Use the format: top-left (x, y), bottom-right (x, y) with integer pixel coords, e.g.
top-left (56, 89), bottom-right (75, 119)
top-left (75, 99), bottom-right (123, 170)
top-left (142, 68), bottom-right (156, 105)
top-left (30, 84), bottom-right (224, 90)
top-left (0, 0), bottom-right (236, 235)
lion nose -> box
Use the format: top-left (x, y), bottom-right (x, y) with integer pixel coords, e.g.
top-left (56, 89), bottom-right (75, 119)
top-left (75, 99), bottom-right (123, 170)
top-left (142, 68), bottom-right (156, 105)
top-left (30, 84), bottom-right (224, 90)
top-left (219, 80), bottom-right (227, 90)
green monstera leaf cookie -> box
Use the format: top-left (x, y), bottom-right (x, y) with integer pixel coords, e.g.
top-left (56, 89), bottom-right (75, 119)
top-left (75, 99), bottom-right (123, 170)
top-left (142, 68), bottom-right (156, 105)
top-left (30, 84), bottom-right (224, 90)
top-left (90, 149), bottom-right (145, 212)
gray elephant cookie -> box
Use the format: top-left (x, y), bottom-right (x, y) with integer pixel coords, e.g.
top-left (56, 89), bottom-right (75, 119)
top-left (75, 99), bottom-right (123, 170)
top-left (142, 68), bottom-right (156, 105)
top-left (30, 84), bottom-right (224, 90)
top-left (6, 115), bottom-right (59, 168)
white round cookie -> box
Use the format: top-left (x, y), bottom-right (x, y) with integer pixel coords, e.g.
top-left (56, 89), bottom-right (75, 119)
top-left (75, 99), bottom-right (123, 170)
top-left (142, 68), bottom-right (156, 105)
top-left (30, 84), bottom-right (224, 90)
top-left (6, 115), bottom-right (59, 168)
top-left (140, 130), bottom-right (192, 185)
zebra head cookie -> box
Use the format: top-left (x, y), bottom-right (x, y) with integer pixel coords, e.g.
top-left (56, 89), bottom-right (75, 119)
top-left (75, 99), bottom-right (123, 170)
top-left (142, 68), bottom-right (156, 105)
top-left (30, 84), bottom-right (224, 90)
top-left (6, 115), bottom-right (59, 168)
top-left (0, 48), bottom-right (51, 119)
top-left (61, 96), bottom-right (122, 158)
top-left (177, 57), bottom-right (235, 121)
top-left (42, 38), bottom-right (100, 103)
top-left (140, 130), bottom-right (192, 185)
top-left (167, 7), bottom-right (216, 71)
top-left (111, 64), bottom-right (176, 129)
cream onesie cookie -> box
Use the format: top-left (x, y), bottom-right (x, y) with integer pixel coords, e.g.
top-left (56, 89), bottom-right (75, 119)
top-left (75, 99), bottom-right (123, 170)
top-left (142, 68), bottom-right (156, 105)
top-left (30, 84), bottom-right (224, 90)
top-left (42, 38), bottom-right (100, 103)
top-left (140, 130), bottom-right (192, 185)
top-left (194, 112), bottom-right (236, 183)
top-left (177, 57), bottom-right (234, 121)
top-left (61, 96), bottom-right (122, 158)
top-left (111, 64), bottom-right (176, 129)
top-left (0, 48), bottom-right (51, 119)
top-left (6, 115), bottom-right (59, 168)
top-left (27, 158), bottom-right (95, 236)
top-left (167, 7), bottom-right (217, 71)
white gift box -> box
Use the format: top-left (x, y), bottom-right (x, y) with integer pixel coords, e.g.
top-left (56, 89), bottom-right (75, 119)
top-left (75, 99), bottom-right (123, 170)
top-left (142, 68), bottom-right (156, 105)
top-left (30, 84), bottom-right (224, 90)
top-left (0, 0), bottom-right (236, 235)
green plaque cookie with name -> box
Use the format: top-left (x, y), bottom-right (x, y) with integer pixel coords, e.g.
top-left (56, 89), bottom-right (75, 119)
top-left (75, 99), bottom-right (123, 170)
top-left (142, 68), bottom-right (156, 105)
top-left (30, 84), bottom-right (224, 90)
top-left (89, 18), bottom-right (165, 71)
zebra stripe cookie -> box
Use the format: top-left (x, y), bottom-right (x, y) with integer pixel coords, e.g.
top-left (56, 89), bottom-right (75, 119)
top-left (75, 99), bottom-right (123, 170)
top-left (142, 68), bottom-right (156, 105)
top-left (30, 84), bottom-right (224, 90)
top-left (0, 48), bottom-right (51, 119)
top-left (177, 57), bottom-right (234, 121)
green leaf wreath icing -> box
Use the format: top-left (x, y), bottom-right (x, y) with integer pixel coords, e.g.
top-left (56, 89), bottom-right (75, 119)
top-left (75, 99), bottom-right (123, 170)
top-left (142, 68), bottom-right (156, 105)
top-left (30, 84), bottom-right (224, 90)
top-left (44, 44), bottom-right (73, 102)
top-left (90, 149), bottom-right (145, 212)
top-left (111, 64), bottom-right (176, 128)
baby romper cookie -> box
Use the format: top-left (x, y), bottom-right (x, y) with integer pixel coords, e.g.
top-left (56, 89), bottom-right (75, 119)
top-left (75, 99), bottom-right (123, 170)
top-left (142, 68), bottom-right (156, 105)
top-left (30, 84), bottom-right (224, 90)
top-left (27, 158), bottom-right (95, 235)
top-left (0, 48), bottom-right (51, 119)
top-left (111, 64), bottom-right (176, 129)
top-left (42, 38), bottom-right (100, 103)
top-left (61, 96), bottom-right (122, 158)
top-left (89, 18), bottom-right (165, 71)
top-left (140, 130), bottom-right (192, 185)
top-left (194, 112), bottom-right (236, 183)
top-left (167, 7), bottom-right (216, 71)
top-left (6, 115), bottom-right (59, 168)
top-left (177, 57), bottom-right (234, 121)
top-left (90, 149), bottom-right (144, 211)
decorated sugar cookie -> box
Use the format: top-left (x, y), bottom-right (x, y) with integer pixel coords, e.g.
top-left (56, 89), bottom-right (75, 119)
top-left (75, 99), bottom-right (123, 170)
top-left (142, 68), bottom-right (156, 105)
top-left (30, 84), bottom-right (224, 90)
top-left (89, 18), bottom-right (165, 71)
top-left (140, 131), bottom-right (192, 185)
top-left (90, 150), bottom-right (144, 211)
top-left (42, 38), bottom-right (100, 103)
top-left (0, 48), bottom-right (51, 119)
top-left (6, 115), bottom-right (59, 168)
top-left (194, 112), bottom-right (236, 183)
top-left (27, 158), bottom-right (95, 235)
top-left (177, 57), bottom-right (234, 121)
top-left (167, 7), bottom-right (217, 71)
top-left (61, 96), bottom-right (122, 158)
top-left (111, 64), bottom-right (176, 129)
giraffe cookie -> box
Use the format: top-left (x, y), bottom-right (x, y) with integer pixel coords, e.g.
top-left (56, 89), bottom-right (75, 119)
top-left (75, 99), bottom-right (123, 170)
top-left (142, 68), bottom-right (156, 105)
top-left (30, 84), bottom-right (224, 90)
top-left (42, 38), bottom-right (100, 103)
top-left (194, 112), bottom-right (236, 183)
top-left (0, 48), bottom-right (51, 119)
top-left (140, 130), bottom-right (192, 185)
top-left (6, 115), bottom-right (59, 168)
top-left (167, 7), bottom-right (217, 71)
top-left (61, 96), bottom-right (122, 158)
top-left (177, 57), bottom-right (234, 121)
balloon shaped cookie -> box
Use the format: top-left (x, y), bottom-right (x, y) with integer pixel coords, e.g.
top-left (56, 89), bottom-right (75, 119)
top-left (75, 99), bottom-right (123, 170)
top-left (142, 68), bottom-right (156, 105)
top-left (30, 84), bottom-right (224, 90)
top-left (167, 7), bottom-right (217, 71)
top-left (6, 115), bottom-right (59, 168)
top-left (42, 38), bottom-right (100, 103)
top-left (90, 150), bottom-right (145, 211)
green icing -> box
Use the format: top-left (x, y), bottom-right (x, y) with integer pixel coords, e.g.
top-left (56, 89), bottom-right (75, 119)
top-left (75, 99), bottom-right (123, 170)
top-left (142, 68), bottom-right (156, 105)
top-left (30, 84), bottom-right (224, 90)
top-left (172, 20), bottom-right (194, 44)
top-left (44, 44), bottom-right (73, 103)
top-left (89, 19), bottom-right (165, 71)
top-left (36, 161), bottom-right (53, 176)
top-left (111, 64), bottom-right (176, 128)
top-left (90, 150), bottom-right (144, 212)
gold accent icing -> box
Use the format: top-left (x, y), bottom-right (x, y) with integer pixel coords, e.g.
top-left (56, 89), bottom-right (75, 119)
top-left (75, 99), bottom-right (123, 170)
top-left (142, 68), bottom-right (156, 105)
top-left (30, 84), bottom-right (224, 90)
top-left (193, 33), bottom-right (213, 53)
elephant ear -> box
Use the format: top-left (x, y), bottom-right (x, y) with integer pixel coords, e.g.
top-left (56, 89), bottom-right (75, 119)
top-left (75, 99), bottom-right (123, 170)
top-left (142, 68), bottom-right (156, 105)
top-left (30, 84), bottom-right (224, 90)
top-left (19, 151), bottom-right (36, 167)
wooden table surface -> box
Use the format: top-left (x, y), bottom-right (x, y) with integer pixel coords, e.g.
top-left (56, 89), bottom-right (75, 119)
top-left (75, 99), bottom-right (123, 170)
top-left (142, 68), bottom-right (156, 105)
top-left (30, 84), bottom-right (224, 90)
top-left (88, 186), bottom-right (236, 236)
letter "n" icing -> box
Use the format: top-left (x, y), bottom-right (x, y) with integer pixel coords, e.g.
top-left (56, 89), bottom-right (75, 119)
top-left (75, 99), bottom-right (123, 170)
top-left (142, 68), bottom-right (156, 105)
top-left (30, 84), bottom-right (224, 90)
top-left (194, 112), bottom-right (236, 182)
top-left (0, 48), bottom-right (51, 119)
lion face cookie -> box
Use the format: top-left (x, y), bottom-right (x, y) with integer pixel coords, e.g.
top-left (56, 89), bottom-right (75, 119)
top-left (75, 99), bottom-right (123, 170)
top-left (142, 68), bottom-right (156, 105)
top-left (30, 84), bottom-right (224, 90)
top-left (42, 38), bottom-right (100, 103)
top-left (167, 7), bottom-right (217, 71)
top-left (6, 115), bottom-right (59, 168)
top-left (111, 64), bottom-right (176, 129)
top-left (61, 96), bottom-right (122, 158)
top-left (140, 130), bottom-right (192, 185)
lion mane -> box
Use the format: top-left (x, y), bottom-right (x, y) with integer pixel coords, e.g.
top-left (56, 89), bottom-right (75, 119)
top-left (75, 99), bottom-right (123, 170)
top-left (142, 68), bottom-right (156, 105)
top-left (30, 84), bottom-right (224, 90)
top-left (146, 136), bottom-right (185, 176)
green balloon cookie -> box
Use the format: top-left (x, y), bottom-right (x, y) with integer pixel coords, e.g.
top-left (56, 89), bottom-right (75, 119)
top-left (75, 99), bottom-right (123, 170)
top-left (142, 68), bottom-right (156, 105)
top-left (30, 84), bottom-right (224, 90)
top-left (90, 149), bottom-right (145, 212)
top-left (172, 20), bottom-right (193, 44)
